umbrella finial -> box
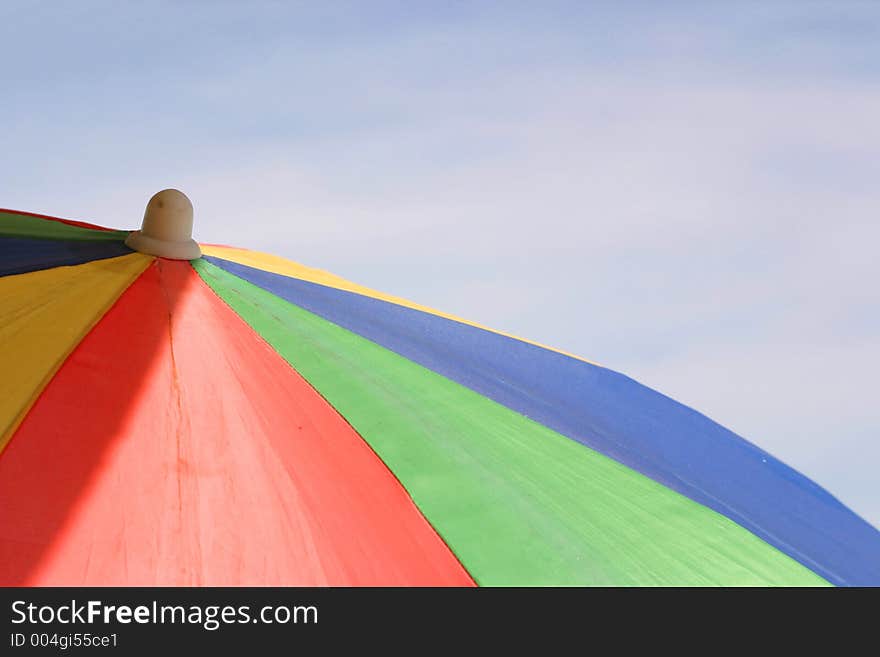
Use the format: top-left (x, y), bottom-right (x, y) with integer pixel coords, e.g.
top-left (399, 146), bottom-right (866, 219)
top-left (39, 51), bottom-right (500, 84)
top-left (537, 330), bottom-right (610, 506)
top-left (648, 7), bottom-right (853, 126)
top-left (124, 189), bottom-right (202, 260)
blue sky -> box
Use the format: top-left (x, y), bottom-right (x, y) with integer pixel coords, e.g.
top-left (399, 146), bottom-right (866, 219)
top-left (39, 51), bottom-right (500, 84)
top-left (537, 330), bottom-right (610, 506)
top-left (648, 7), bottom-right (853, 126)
top-left (1, 1), bottom-right (878, 526)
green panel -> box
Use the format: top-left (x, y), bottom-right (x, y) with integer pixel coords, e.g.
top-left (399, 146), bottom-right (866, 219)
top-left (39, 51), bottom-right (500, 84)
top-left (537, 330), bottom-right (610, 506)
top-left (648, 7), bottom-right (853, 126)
top-left (0, 211), bottom-right (128, 241)
top-left (193, 258), bottom-right (828, 586)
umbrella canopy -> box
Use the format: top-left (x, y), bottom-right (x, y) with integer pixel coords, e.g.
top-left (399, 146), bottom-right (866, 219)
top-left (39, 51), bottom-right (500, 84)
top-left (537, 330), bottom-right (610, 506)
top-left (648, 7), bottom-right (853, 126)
top-left (1, 193), bottom-right (878, 586)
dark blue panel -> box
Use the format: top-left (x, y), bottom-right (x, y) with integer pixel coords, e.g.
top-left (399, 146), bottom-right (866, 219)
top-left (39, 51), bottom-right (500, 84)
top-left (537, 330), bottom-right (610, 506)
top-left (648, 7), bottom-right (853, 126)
top-left (206, 256), bottom-right (880, 586)
top-left (0, 237), bottom-right (132, 277)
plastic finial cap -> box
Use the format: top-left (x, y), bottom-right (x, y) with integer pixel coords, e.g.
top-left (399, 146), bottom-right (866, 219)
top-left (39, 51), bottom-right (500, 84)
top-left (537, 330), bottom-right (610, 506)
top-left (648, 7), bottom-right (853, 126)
top-left (124, 189), bottom-right (202, 260)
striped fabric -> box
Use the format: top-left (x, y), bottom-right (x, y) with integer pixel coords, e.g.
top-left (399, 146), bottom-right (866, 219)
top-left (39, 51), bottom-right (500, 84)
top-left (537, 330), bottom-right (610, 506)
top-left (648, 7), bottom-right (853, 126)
top-left (1, 208), bottom-right (877, 586)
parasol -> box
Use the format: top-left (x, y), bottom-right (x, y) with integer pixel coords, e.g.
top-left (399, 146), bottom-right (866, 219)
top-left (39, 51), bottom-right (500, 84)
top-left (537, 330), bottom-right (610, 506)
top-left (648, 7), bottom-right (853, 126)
top-left (1, 190), bottom-right (877, 586)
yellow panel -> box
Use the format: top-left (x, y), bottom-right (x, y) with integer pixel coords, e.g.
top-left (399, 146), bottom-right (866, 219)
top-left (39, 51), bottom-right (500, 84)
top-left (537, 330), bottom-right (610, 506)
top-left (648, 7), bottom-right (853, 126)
top-left (0, 253), bottom-right (153, 454)
top-left (200, 245), bottom-right (598, 366)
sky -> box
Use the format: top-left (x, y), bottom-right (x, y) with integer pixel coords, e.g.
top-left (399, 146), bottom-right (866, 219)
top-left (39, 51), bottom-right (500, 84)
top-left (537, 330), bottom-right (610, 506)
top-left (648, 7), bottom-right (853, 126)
top-left (1, 1), bottom-right (878, 527)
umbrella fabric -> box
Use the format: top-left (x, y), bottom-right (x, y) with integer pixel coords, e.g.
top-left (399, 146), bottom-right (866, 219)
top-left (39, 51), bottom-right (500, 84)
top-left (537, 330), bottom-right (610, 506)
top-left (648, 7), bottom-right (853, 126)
top-left (0, 208), bottom-right (877, 586)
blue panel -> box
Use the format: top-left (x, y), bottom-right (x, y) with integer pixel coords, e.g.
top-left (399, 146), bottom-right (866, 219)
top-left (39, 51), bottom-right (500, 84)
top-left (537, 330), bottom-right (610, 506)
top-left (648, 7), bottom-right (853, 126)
top-left (0, 237), bottom-right (132, 277)
top-left (205, 256), bottom-right (880, 586)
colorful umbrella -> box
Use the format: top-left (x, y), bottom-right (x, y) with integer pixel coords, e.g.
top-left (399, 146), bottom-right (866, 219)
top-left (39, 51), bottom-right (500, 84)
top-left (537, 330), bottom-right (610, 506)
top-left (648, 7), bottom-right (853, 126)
top-left (1, 190), bottom-right (877, 587)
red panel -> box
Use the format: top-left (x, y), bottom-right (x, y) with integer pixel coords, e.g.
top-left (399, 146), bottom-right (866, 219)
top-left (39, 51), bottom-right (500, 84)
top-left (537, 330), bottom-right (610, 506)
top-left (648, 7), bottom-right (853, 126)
top-left (0, 259), bottom-right (473, 586)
